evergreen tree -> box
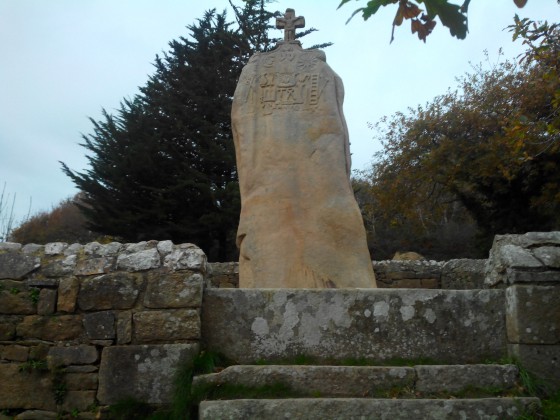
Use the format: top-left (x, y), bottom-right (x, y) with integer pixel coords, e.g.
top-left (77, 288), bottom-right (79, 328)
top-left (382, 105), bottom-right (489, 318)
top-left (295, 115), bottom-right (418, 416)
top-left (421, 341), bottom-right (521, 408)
top-left (61, 2), bottom-right (329, 261)
top-left (62, 9), bottom-right (246, 260)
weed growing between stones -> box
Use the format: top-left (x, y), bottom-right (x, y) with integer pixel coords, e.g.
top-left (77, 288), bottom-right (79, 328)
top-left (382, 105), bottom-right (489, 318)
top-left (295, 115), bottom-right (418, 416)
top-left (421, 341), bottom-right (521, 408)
top-left (18, 358), bottom-right (48, 372)
top-left (499, 357), bottom-right (559, 420)
top-left (29, 287), bottom-right (40, 304)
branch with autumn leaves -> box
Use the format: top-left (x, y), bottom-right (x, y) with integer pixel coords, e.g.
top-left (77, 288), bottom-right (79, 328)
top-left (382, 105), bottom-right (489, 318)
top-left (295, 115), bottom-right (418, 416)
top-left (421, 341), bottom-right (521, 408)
top-left (338, 0), bottom-right (531, 42)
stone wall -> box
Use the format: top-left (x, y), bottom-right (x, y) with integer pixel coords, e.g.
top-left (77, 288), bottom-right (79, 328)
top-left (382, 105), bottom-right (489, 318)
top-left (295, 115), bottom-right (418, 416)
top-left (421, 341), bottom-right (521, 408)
top-left (485, 232), bottom-right (560, 388)
top-left (0, 240), bottom-right (205, 417)
top-left (1, 232), bottom-right (559, 415)
top-left (207, 259), bottom-right (487, 290)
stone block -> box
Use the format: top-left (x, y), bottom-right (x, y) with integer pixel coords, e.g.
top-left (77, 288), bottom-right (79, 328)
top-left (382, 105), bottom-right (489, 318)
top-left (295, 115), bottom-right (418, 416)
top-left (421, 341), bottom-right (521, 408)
top-left (84, 311), bottom-right (115, 340)
top-left (207, 262), bottom-right (239, 288)
top-left (144, 271), bottom-right (203, 308)
top-left (44, 242), bottom-right (68, 255)
top-left (78, 273), bottom-right (140, 310)
top-left (485, 232), bottom-right (560, 287)
top-left (17, 315), bottom-right (83, 341)
top-left (508, 270), bottom-right (560, 284)
top-left (59, 391), bottom-right (96, 412)
top-left (506, 285), bottom-right (560, 344)
top-left (0, 280), bottom-right (36, 314)
top-left (48, 345), bottom-right (98, 367)
top-left (66, 372), bottom-right (98, 390)
top-left (163, 244), bottom-right (207, 272)
top-left (134, 309), bottom-right (200, 342)
top-left (441, 259), bottom-right (486, 289)
top-left (84, 241), bottom-right (122, 257)
top-left (193, 365), bottom-right (416, 398)
top-left (41, 255), bottom-right (76, 277)
top-left (64, 243), bottom-right (84, 255)
top-left (509, 343), bottom-right (560, 389)
top-left (13, 410), bottom-right (58, 419)
top-left (0, 318), bottom-right (16, 340)
top-left (156, 240), bottom-right (174, 255)
top-left (25, 278), bottom-right (58, 288)
top-left (0, 242), bottom-right (22, 251)
top-left (202, 289), bottom-right (507, 364)
top-left (0, 364), bottom-right (56, 410)
top-left (533, 246), bottom-right (560, 268)
top-left (97, 343), bottom-right (199, 404)
top-left (21, 243), bottom-right (43, 254)
top-left (415, 364), bottom-right (518, 393)
top-left (65, 365), bottom-right (97, 373)
top-left (37, 288), bottom-right (57, 315)
top-left (29, 343), bottom-right (50, 360)
top-left (57, 277), bottom-right (79, 313)
top-left (0, 252), bottom-right (40, 279)
top-left (116, 248), bottom-right (161, 272)
top-left (74, 257), bottom-right (115, 275)
top-left (199, 398), bottom-right (541, 420)
top-left (1, 344), bottom-right (29, 362)
top-left (117, 311), bottom-right (132, 345)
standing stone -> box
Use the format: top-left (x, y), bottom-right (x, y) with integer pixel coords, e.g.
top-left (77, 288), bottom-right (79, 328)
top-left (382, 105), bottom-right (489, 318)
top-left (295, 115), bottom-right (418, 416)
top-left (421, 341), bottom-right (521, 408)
top-left (231, 9), bottom-right (376, 288)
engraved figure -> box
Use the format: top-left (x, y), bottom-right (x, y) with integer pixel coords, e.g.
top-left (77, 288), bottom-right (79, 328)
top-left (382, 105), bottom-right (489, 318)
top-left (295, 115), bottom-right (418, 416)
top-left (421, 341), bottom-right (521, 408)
top-left (276, 8), bottom-right (305, 42)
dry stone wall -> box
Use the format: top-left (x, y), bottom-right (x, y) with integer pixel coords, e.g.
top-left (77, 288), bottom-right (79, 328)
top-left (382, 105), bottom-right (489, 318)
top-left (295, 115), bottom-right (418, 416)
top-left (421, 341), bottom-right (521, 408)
top-left (207, 259), bottom-right (487, 290)
top-left (485, 232), bottom-right (560, 388)
top-left (0, 240), bottom-right (205, 417)
top-left (1, 231), bottom-right (559, 415)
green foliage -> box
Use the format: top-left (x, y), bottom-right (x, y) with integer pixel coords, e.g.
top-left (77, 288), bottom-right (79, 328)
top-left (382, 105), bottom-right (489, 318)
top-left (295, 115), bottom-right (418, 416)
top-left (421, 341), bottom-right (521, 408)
top-left (18, 359), bottom-right (48, 373)
top-left (543, 390), bottom-right (560, 419)
top-left (60, 1), bottom-right (329, 261)
top-left (53, 375), bottom-right (67, 406)
top-left (359, 22), bottom-right (560, 257)
top-left (338, 0), bottom-right (531, 42)
top-left (29, 288), bottom-right (40, 304)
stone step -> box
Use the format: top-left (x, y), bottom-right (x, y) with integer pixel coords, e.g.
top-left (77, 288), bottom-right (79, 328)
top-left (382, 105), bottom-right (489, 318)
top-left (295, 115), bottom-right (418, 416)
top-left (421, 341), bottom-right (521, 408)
top-left (198, 397), bottom-right (541, 419)
top-left (201, 288), bottom-right (508, 364)
top-left (193, 364), bottom-right (521, 399)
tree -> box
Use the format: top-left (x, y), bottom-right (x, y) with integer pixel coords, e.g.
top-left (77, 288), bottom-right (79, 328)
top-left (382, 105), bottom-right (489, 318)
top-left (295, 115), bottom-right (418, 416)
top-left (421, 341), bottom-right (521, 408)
top-left (337, 0), bottom-right (538, 42)
top-left (360, 21), bottom-right (560, 256)
top-left (9, 194), bottom-right (102, 245)
top-left (61, 2), bottom-right (330, 261)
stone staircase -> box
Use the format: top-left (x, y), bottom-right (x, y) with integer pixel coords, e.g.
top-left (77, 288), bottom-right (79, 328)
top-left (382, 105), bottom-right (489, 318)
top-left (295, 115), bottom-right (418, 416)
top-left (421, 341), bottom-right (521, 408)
top-left (192, 363), bottom-right (541, 419)
top-left (194, 285), bottom-right (552, 419)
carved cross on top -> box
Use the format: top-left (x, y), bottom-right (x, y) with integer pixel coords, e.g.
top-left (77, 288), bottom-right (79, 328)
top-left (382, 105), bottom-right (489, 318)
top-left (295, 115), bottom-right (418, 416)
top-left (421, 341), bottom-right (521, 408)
top-left (276, 8), bottom-right (305, 42)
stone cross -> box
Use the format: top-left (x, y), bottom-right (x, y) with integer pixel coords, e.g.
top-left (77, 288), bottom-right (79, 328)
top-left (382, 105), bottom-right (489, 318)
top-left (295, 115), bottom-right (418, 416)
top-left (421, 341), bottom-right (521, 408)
top-left (276, 8), bottom-right (305, 42)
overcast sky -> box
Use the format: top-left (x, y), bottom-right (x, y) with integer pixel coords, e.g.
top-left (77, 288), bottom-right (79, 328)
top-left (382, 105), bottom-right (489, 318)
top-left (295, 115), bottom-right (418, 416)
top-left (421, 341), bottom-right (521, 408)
top-left (1, 0), bottom-right (559, 226)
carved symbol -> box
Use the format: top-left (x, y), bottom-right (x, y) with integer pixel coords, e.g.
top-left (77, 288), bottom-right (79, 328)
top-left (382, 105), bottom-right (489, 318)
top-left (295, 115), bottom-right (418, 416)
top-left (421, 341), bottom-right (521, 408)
top-left (276, 8), bottom-right (305, 42)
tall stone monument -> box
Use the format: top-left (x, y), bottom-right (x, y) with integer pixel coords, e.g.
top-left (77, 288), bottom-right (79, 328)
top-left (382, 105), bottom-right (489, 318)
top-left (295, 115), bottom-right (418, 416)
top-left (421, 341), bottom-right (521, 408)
top-left (231, 8), bottom-right (377, 288)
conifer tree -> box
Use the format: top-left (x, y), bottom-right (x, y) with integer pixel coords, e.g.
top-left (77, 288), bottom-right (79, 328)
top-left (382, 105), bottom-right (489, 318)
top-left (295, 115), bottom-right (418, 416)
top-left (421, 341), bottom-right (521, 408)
top-left (61, 2), bottom-right (329, 261)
